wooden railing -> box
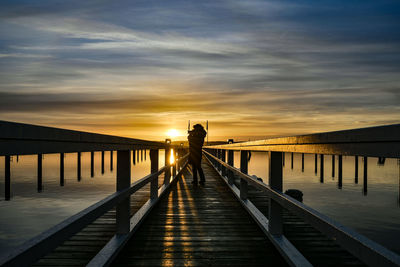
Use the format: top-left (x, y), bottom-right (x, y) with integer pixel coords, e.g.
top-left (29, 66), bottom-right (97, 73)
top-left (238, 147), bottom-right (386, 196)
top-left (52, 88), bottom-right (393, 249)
top-left (0, 121), bottom-right (189, 267)
top-left (204, 124), bottom-right (400, 267)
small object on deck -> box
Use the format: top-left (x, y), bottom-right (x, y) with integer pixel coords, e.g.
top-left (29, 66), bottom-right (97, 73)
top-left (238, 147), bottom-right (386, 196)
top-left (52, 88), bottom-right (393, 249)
top-left (252, 175), bottom-right (263, 183)
top-left (284, 189), bottom-right (303, 202)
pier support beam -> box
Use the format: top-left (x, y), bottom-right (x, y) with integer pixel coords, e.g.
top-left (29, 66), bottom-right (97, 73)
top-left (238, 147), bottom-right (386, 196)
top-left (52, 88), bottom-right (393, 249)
top-left (116, 150), bottom-right (131, 234)
top-left (60, 153), bottom-right (64, 186)
top-left (355, 156), bottom-right (359, 184)
top-left (320, 154), bottom-right (324, 183)
top-left (5, 155), bottom-right (10, 200)
top-left (291, 152), bottom-right (294, 169)
top-left (301, 153), bottom-right (304, 172)
top-left (132, 150), bottom-right (136, 165)
top-left (282, 152), bottom-right (285, 167)
top-left (150, 149), bottom-right (159, 200)
top-left (91, 151), bottom-right (94, 177)
top-left (332, 155), bottom-right (335, 178)
top-left (240, 150), bottom-right (248, 200)
top-left (37, 154), bottom-right (43, 192)
top-left (363, 157), bottom-right (368, 195)
top-left (101, 151), bottom-right (104, 174)
top-left (77, 152), bottom-right (81, 181)
top-left (110, 151), bottom-right (113, 171)
top-left (315, 154), bottom-right (318, 174)
top-left (227, 150), bottom-right (234, 185)
top-left (269, 151), bottom-right (283, 236)
top-left (338, 155), bottom-right (343, 189)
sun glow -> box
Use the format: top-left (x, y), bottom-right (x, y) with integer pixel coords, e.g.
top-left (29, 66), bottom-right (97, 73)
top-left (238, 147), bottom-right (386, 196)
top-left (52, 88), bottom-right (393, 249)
top-left (166, 129), bottom-right (180, 138)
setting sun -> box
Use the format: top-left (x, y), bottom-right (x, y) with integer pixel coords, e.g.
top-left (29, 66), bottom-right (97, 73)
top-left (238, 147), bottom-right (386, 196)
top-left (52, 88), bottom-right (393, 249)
top-left (166, 129), bottom-right (180, 138)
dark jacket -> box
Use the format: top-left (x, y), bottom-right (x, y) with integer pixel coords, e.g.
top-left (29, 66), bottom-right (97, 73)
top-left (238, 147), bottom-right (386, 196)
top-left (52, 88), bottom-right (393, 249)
top-left (188, 128), bottom-right (206, 165)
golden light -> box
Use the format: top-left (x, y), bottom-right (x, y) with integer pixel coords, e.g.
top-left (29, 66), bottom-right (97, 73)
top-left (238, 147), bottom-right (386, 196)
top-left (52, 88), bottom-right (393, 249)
top-left (166, 129), bottom-right (180, 138)
top-left (169, 148), bottom-right (175, 164)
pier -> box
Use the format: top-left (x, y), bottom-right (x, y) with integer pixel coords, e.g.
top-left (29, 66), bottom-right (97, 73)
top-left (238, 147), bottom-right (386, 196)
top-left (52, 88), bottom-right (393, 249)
top-left (0, 121), bottom-right (400, 266)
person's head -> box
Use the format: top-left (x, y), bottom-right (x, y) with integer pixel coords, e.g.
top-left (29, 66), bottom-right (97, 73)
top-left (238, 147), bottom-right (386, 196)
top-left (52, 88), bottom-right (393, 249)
top-left (193, 124), bottom-right (204, 131)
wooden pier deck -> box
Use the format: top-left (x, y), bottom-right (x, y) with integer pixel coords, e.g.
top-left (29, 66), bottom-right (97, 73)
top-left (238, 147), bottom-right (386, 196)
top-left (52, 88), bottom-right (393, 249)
top-left (113, 160), bottom-right (287, 266)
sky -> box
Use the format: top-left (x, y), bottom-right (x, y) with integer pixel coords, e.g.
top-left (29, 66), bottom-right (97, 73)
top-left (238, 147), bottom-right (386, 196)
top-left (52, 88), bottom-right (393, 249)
top-left (0, 0), bottom-right (399, 141)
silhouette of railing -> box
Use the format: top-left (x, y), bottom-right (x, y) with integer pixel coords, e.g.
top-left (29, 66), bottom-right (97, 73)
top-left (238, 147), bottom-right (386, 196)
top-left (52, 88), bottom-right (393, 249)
top-left (203, 124), bottom-right (400, 267)
top-left (0, 121), bottom-right (189, 266)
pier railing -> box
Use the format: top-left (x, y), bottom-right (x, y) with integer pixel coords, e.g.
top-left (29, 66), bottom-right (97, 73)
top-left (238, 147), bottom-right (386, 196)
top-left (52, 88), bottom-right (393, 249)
top-left (0, 121), bottom-right (189, 267)
top-left (204, 124), bottom-right (400, 267)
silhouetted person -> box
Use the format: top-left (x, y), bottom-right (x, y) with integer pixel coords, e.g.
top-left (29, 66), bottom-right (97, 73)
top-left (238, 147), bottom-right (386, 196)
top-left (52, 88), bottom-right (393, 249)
top-left (188, 124), bottom-right (207, 185)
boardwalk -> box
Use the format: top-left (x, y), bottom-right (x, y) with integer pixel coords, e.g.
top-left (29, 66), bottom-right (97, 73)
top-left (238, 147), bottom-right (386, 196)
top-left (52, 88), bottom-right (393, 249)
top-left (113, 160), bottom-right (287, 266)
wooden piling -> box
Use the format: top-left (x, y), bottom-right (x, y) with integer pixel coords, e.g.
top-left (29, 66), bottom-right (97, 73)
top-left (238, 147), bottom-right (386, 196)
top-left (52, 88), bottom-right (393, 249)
top-left (60, 153), bottom-right (64, 186)
top-left (5, 155), bottom-right (10, 200)
top-left (37, 154), bottom-right (43, 192)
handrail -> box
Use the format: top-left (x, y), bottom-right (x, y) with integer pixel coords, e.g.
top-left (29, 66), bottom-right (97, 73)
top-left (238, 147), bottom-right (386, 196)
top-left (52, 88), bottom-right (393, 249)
top-left (0, 120), bottom-right (166, 156)
top-left (0, 152), bottom-right (189, 267)
top-left (205, 124), bottom-right (400, 158)
top-left (203, 149), bottom-right (400, 267)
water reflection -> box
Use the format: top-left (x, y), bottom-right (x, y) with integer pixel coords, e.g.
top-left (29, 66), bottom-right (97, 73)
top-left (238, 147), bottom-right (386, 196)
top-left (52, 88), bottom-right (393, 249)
top-left (0, 149), bottom-right (165, 255)
top-left (239, 151), bottom-right (400, 254)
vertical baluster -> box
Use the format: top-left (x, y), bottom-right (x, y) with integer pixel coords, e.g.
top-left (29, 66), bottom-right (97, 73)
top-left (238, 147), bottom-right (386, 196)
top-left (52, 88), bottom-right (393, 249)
top-left (228, 150), bottom-right (234, 185)
top-left (314, 154), bottom-right (318, 174)
top-left (150, 149), bottom-right (159, 200)
top-left (282, 152), bottom-right (285, 167)
top-left (101, 151), bottom-right (105, 174)
top-left (164, 143), bottom-right (171, 185)
top-left (132, 149), bottom-right (136, 165)
top-left (91, 151), bottom-right (95, 177)
top-left (141, 149), bottom-right (143, 162)
top-left (291, 152), bottom-right (294, 169)
top-left (217, 149), bottom-right (222, 172)
top-left (116, 150), bottom-right (131, 234)
top-left (110, 150), bottom-right (113, 171)
top-left (320, 154), bottom-right (324, 183)
top-left (332, 155), bottom-right (335, 178)
top-left (269, 151), bottom-right (283, 235)
top-left (355, 156), bottom-right (359, 184)
top-left (144, 149), bottom-right (147, 161)
top-left (240, 150), bottom-right (248, 200)
top-left (37, 154), bottom-right (43, 192)
top-left (221, 149), bottom-right (226, 177)
top-left (363, 157), bottom-right (368, 195)
top-left (338, 155), bottom-right (343, 189)
top-left (301, 153), bottom-right (304, 172)
top-left (172, 149), bottom-right (177, 177)
top-left (60, 153), bottom-right (64, 186)
top-left (5, 155), bottom-right (11, 200)
top-left (137, 150), bottom-right (139, 163)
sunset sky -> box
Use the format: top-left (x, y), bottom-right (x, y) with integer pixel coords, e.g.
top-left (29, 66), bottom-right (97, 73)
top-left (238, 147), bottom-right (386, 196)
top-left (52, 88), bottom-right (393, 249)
top-left (0, 0), bottom-right (399, 141)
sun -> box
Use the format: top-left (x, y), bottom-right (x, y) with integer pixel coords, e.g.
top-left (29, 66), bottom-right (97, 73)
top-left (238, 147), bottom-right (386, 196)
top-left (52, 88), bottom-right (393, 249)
top-left (166, 129), bottom-right (180, 138)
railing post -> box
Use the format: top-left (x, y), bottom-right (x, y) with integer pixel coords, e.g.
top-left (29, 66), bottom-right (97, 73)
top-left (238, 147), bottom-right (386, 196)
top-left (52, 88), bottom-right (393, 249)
top-left (5, 155), bottom-right (10, 200)
top-left (150, 149), bottom-right (159, 200)
top-left (282, 152), bottom-right (285, 167)
top-left (101, 151), bottom-right (105, 174)
top-left (301, 153), bottom-right (304, 172)
top-left (77, 152), bottom-right (81, 181)
top-left (269, 151), bottom-right (283, 236)
top-left (116, 150), bottom-right (131, 234)
top-left (60, 153), bottom-right (64, 186)
top-left (320, 154), bottom-right (324, 183)
top-left (164, 141), bottom-right (171, 184)
top-left (332, 155), bottom-right (335, 178)
top-left (37, 154), bottom-right (43, 192)
top-left (363, 157), bottom-right (368, 195)
top-left (338, 155), bottom-right (343, 189)
top-left (221, 149), bottom-right (226, 177)
top-left (110, 150), bottom-right (113, 171)
top-left (132, 149), bottom-right (136, 165)
top-left (240, 150), bottom-right (248, 200)
top-left (172, 149), bottom-right (177, 177)
top-left (227, 150), bottom-right (234, 185)
top-left (91, 151), bottom-right (94, 177)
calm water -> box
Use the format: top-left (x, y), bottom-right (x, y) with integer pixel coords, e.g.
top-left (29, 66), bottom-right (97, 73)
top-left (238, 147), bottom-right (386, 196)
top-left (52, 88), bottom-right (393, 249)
top-left (0, 150), bottom-right (165, 256)
top-left (0, 151), bottom-right (399, 257)
top-left (233, 151), bottom-right (400, 254)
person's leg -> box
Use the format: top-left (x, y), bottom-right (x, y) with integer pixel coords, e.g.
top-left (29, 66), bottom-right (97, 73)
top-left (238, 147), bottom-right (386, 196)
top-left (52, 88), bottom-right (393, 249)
top-left (198, 166), bottom-right (205, 183)
top-left (192, 163), bottom-right (198, 183)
